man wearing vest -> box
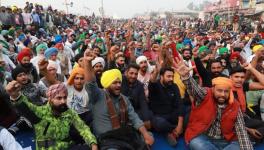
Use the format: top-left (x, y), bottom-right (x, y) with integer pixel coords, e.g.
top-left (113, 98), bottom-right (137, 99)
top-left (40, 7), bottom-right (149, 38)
top-left (83, 52), bottom-right (154, 149)
top-left (175, 58), bottom-right (253, 150)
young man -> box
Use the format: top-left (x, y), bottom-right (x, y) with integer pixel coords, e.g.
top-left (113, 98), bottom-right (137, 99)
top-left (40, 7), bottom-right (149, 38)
top-left (148, 67), bottom-right (184, 146)
top-left (121, 64), bottom-right (153, 129)
top-left (83, 53), bottom-right (154, 149)
top-left (67, 67), bottom-right (92, 124)
top-left (12, 65), bottom-right (47, 105)
top-left (5, 81), bottom-right (98, 150)
top-left (175, 58), bottom-right (253, 150)
top-left (136, 55), bottom-right (155, 98)
top-left (229, 65), bottom-right (264, 142)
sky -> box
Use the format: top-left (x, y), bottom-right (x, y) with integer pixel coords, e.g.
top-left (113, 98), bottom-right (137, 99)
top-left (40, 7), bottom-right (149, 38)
top-left (2, 0), bottom-right (208, 18)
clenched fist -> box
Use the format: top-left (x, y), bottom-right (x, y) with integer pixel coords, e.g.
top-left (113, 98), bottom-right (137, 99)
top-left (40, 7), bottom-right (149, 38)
top-left (6, 80), bottom-right (22, 100)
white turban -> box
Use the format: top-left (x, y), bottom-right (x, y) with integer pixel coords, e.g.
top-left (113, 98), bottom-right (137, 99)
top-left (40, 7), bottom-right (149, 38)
top-left (47, 60), bottom-right (58, 70)
top-left (92, 57), bottom-right (105, 68)
top-left (136, 55), bottom-right (155, 73)
top-left (136, 55), bottom-right (148, 65)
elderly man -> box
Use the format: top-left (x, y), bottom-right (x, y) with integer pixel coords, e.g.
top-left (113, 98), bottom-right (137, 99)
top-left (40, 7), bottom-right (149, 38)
top-left (5, 81), bottom-right (98, 150)
top-left (175, 58), bottom-right (253, 150)
top-left (84, 53), bottom-right (154, 149)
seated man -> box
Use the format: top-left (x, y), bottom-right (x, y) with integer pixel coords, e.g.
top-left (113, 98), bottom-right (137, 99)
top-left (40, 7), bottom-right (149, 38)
top-left (148, 67), bottom-right (184, 146)
top-left (121, 64), bottom-right (153, 129)
top-left (12, 65), bottom-right (47, 105)
top-left (229, 65), bottom-right (264, 142)
top-left (83, 53), bottom-right (154, 149)
top-left (5, 81), bottom-right (98, 150)
top-left (175, 58), bottom-right (253, 150)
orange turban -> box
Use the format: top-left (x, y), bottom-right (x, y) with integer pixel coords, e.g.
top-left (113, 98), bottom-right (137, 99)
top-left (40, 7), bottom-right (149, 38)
top-left (212, 77), bottom-right (234, 104)
top-left (67, 67), bottom-right (85, 85)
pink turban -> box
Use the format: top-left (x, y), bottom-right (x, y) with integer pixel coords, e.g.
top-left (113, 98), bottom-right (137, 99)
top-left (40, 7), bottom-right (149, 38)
top-left (46, 83), bottom-right (68, 99)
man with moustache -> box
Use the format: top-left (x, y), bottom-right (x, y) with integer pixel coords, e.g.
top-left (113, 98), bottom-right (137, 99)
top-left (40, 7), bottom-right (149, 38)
top-left (182, 48), bottom-right (195, 77)
top-left (84, 55), bottom-right (154, 149)
top-left (16, 48), bottom-right (39, 83)
top-left (91, 57), bottom-right (105, 88)
top-left (193, 47), bottom-right (226, 87)
top-left (121, 64), bottom-right (153, 129)
top-left (148, 67), bottom-right (184, 146)
top-left (136, 56), bottom-right (155, 98)
top-left (5, 82), bottom-right (98, 150)
top-left (175, 58), bottom-right (253, 150)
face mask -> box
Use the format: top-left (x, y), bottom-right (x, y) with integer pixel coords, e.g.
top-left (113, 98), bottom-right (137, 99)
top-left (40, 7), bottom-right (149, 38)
top-left (52, 104), bottom-right (68, 113)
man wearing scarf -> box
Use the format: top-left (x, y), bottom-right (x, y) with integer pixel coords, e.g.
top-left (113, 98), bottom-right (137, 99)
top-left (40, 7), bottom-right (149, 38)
top-left (5, 82), bottom-right (98, 150)
top-left (175, 58), bottom-right (253, 150)
top-left (84, 55), bottom-right (154, 149)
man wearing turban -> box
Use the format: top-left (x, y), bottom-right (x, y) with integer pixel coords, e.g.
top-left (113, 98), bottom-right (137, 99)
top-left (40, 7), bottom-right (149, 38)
top-left (5, 81), bottom-right (98, 150)
top-left (91, 57), bottom-right (105, 88)
top-left (175, 58), bottom-right (253, 150)
top-left (136, 55), bottom-right (155, 98)
top-left (44, 47), bottom-right (62, 74)
top-left (83, 56), bottom-right (154, 148)
top-left (30, 43), bottom-right (47, 74)
top-left (16, 49), bottom-right (39, 83)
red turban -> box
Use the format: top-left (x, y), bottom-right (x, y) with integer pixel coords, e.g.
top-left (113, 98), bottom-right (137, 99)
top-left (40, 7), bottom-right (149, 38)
top-left (54, 43), bottom-right (64, 50)
top-left (229, 52), bottom-right (240, 60)
top-left (17, 49), bottom-right (31, 63)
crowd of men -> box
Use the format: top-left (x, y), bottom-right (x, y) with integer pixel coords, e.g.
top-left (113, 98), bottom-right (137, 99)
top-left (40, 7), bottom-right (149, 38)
top-left (1, 2), bottom-right (264, 150)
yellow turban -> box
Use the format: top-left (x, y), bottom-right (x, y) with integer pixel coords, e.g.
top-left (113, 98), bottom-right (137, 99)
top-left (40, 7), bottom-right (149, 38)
top-left (67, 67), bottom-right (85, 86)
top-left (212, 77), bottom-right (234, 104)
top-left (101, 69), bottom-right (122, 88)
top-left (252, 45), bottom-right (263, 53)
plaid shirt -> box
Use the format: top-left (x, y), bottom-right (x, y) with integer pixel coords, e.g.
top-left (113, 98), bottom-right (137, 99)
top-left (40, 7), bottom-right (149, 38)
top-left (182, 76), bottom-right (253, 150)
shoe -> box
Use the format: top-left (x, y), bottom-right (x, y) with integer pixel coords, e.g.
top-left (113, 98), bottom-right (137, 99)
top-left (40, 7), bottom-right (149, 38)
top-left (167, 132), bottom-right (177, 147)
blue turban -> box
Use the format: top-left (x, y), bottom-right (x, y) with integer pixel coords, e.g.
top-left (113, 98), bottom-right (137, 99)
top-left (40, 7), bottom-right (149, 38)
top-left (23, 38), bottom-right (31, 47)
top-left (258, 40), bottom-right (264, 45)
top-left (183, 38), bottom-right (193, 47)
top-left (18, 34), bottom-right (26, 41)
top-left (54, 35), bottom-right (62, 44)
top-left (44, 47), bottom-right (58, 59)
